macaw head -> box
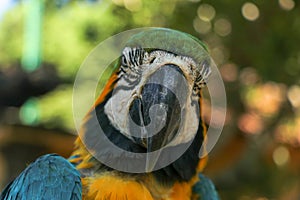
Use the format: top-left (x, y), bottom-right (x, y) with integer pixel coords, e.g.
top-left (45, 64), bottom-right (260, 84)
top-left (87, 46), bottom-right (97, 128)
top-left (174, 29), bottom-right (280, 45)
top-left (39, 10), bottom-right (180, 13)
top-left (81, 28), bottom-right (212, 174)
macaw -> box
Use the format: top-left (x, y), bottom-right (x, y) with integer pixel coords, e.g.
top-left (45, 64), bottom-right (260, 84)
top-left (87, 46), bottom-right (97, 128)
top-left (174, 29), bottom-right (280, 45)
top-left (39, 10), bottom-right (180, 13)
top-left (0, 28), bottom-right (219, 200)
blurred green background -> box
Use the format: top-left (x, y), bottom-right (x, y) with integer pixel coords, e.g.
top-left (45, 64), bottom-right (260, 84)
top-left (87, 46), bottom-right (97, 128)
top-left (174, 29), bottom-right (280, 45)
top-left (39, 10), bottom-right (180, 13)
top-left (0, 0), bottom-right (300, 199)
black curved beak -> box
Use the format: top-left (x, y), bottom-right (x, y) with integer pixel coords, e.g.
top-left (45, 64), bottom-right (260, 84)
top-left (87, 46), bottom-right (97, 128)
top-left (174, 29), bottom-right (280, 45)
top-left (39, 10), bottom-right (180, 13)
top-left (129, 64), bottom-right (188, 153)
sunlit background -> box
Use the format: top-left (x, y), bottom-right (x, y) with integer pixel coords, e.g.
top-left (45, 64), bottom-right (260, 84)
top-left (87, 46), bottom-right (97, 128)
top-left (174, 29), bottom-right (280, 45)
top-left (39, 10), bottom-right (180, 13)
top-left (0, 0), bottom-right (300, 199)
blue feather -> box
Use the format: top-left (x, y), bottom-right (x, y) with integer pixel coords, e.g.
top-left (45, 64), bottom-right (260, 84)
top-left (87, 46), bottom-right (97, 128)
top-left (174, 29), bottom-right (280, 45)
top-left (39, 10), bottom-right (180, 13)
top-left (193, 173), bottom-right (220, 200)
top-left (0, 154), bottom-right (82, 200)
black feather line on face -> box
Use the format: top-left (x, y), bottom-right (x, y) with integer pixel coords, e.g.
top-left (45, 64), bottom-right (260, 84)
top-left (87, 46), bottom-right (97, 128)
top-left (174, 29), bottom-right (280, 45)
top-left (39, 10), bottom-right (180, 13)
top-left (85, 90), bottom-right (146, 154)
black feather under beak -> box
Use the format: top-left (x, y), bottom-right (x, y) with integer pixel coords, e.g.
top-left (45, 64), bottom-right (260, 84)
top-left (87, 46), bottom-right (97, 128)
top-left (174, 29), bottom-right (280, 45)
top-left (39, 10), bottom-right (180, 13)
top-left (129, 64), bottom-right (188, 152)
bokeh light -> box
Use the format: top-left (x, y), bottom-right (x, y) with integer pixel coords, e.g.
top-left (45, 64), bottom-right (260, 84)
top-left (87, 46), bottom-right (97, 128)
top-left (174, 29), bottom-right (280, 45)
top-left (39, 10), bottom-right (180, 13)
top-left (278, 0), bottom-right (295, 11)
top-left (238, 113), bottom-right (264, 135)
top-left (287, 85), bottom-right (300, 109)
top-left (243, 82), bottom-right (285, 117)
top-left (241, 2), bottom-right (260, 21)
top-left (19, 98), bottom-right (39, 125)
top-left (193, 17), bottom-right (211, 34)
top-left (214, 18), bottom-right (232, 37)
top-left (211, 46), bottom-right (226, 65)
top-left (273, 146), bottom-right (290, 166)
top-left (220, 63), bottom-right (238, 82)
top-left (124, 0), bottom-right (142, 12)
top-left (197, 4), bottom-right (216, 22)
top-left (275, 117), bottom-right (300, 147)
top-left (239, 67), bottom-right (260, 85)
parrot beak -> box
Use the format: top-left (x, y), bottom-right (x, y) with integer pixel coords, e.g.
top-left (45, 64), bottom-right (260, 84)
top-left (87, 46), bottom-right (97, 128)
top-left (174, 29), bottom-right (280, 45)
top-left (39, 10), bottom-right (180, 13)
top-left (129, 64), bottom-right (189, 171)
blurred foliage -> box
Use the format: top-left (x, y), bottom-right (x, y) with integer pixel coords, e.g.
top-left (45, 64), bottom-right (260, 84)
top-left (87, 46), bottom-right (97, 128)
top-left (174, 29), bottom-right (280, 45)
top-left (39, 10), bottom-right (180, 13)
top-left (1, 0), bottom-right (300, 199)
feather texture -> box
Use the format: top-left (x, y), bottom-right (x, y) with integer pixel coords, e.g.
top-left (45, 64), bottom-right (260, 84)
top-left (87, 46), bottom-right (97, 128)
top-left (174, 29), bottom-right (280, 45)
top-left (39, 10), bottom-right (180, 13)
top-left (192, 174), bottom-right (219, 200)
top-left (0, 154), bottom-right (82, 200)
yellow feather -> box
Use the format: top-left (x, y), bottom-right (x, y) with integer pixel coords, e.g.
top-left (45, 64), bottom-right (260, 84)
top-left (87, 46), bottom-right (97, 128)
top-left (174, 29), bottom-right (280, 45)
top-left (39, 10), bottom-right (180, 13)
top-left (82, 174), bottom-right (154, 200)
